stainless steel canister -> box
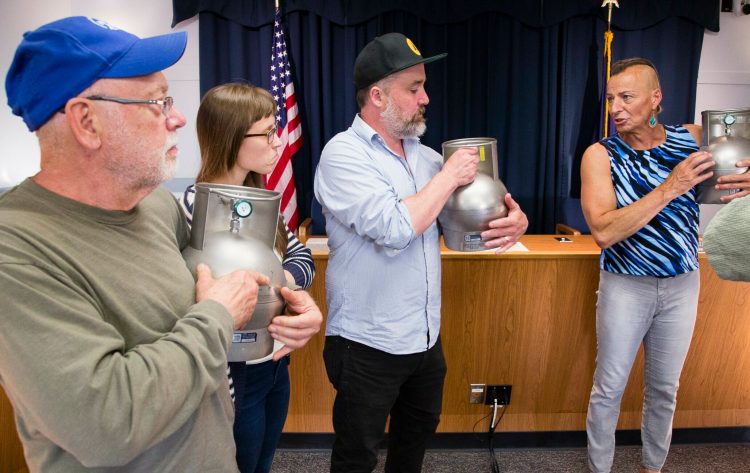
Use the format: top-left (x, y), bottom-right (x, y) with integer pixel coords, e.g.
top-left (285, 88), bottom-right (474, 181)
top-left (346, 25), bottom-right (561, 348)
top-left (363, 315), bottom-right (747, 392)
top-left (696, 108), bottom-right (750, 204)
top-left (182, 183), bottom-right (286, 362)
top-left (438, 138), bottom-right (508, 251)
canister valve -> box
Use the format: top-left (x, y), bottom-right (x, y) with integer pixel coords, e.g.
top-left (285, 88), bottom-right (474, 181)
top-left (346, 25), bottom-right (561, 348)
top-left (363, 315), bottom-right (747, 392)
top-left (230, 199), bottom-right (253, 233)
top-left (233, 199), bottom-right (253, 218)
top-left (724, 113), bottom-right (736, 135)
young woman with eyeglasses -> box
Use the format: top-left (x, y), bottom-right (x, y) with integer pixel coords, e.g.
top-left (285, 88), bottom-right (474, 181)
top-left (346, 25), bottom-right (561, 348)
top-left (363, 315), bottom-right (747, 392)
top-left (181, 83), bottom-right (314, 473)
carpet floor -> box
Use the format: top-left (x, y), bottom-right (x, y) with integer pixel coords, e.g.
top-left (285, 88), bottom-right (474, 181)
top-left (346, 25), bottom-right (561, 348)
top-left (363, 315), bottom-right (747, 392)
top-left (270, 443), bottom-right (750, 472)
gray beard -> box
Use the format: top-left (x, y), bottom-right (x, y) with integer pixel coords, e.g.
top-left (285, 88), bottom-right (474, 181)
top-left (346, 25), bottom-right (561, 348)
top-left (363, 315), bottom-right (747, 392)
top-left (380, 100), bottom-right (427, 139)
top-left (104, 138), bottom-right (177, 191)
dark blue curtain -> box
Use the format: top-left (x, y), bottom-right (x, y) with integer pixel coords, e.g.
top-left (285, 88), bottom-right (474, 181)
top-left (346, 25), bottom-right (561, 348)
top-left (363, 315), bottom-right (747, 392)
top-left (175, 1), bottom-right (715, 233)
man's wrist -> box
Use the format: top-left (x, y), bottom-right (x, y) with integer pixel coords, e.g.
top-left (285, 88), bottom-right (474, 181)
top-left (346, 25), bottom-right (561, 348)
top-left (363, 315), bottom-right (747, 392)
top-left (435, 168), bottom-right (458, 193)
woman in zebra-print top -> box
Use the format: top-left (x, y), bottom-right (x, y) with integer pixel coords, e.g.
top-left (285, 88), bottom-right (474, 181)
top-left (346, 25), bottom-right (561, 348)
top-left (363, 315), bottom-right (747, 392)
top-left (181, 82), bottom-right (318, 473)
top-left (579, 58), bottom-right (750, 473)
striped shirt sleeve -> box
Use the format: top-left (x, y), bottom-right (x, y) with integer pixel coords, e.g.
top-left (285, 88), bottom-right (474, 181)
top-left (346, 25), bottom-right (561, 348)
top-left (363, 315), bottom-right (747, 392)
top-left (282, 222), bottom-right (315, 289)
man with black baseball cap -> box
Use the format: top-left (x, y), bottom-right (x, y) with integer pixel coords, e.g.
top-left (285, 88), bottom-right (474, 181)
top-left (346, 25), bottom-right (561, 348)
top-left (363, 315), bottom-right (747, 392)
top-left (0, 16), bottom-right (276, 472)
top-left (315, 33), bottom-right (528, 472)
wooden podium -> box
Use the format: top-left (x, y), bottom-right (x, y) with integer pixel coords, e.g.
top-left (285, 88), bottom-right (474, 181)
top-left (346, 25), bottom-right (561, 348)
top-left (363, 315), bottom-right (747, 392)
top-left (2, 235), bottom-right (749, 470)
top-left (285, 235), bottom-right (750, 432)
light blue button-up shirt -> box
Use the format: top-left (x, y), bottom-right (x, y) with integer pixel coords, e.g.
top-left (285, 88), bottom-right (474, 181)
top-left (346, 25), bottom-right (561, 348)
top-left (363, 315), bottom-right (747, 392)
top-left (314, 115), bottom-right (443, 354)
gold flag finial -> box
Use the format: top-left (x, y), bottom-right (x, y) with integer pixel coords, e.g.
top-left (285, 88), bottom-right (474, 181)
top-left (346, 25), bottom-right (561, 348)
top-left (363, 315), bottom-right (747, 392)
top-left (601, 0), bottom-right (619, 31)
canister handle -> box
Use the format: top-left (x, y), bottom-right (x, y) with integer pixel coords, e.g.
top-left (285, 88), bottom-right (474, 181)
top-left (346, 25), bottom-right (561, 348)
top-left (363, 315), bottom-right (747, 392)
top-left (209, 189), bottom-right (278, 202)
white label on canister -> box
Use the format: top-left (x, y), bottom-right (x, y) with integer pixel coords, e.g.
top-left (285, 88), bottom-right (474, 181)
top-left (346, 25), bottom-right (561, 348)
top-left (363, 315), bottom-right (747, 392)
top-left (233, 332), bottom-right (258, 343)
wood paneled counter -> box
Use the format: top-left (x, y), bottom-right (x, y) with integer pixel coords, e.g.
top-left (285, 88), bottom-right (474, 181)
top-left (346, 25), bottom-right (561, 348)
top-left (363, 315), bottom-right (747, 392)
top-left (287, 234), bottom-right (750, 432)
top-left (2, 235), bottom-right (749, 469)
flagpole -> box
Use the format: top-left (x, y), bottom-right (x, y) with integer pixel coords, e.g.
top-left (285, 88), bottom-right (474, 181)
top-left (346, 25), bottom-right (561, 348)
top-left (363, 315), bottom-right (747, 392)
top-left (601, 0), bottom-right (618, 138)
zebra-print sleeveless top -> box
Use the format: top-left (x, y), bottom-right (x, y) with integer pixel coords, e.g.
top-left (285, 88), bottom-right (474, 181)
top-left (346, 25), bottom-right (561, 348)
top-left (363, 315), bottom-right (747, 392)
top-left (600, 125), bottom-right (700, 277)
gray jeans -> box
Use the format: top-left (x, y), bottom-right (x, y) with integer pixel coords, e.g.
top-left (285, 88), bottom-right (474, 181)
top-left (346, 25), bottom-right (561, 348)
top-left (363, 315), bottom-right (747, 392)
top-left (587, 270), bottom-right (699, 473)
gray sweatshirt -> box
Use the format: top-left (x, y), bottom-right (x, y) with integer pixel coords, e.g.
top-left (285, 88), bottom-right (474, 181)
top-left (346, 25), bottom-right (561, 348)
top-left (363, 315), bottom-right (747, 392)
top-left (0, 179), bottom-right (239, 472)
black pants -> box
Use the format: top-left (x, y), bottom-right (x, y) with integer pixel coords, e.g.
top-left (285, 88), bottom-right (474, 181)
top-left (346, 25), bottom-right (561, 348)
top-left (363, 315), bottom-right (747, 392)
top-left (323, 336), bottom-right (447, 473)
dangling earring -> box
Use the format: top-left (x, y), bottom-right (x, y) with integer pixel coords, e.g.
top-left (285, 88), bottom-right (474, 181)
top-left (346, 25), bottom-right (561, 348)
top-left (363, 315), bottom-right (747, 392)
top-left (648, 112), bottom-right (657, 128)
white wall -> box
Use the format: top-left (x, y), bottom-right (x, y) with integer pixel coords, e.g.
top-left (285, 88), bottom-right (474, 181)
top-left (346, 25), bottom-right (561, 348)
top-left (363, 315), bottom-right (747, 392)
top-left (0, 0), bottom-right (200, 188)
top-left (696, 12), bottom-right (750, 122)
top-left (0, 2), bottom-right (749, 190)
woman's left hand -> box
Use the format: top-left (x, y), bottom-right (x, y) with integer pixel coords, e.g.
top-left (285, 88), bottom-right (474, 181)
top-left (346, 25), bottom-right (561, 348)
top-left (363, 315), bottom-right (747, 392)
top-left (268, 287), bottom-right (323, 360)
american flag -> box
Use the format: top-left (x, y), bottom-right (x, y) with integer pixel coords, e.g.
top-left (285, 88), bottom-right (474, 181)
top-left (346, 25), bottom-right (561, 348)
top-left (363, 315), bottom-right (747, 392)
top-left (265, 8), bottom-right (302, 230)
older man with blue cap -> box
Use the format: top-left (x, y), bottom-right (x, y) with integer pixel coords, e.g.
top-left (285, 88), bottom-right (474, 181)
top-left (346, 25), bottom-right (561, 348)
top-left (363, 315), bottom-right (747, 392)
top-left (0, 16), bottom-right (285, 473)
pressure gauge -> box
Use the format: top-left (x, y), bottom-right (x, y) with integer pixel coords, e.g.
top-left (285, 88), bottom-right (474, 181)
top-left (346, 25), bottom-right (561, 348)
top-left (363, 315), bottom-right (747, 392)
top-left (233, 200), bottom-right (253, 218)
top-left (724, 114), bottom-right (736, 126)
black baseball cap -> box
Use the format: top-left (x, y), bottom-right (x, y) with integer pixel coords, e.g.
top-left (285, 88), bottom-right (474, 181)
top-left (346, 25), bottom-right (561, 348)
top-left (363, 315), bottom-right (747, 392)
top-left (353, 33), bottom-right (446, 90)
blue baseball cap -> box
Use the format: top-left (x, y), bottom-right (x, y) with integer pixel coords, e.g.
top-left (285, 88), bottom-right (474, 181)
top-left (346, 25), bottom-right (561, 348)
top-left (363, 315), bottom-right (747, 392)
top-left (6, 16), bottom-right (187, 131)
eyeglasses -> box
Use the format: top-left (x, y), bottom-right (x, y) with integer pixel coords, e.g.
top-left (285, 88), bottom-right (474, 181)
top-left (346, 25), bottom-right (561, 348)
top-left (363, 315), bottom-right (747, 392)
top-left (86, 95), bottom-right (174, 117)
top-left (244, 125), bottom-right (278, 144)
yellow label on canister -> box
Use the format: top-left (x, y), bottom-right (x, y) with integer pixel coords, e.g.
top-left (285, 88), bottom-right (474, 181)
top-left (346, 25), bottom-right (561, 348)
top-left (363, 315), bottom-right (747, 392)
top-left (479, 146), bottom-right (486, 161)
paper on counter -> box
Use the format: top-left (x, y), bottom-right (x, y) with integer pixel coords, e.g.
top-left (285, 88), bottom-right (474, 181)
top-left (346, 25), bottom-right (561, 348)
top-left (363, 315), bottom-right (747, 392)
top-left (305, 237), bottom-right (329, 252)
top-left (506, 241), bottom-right (529, 252)
top-left (471, 241), bottom-right (529, 253)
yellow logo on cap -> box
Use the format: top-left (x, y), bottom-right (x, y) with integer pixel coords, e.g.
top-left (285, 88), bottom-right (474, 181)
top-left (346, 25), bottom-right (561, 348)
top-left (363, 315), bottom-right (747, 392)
top-left (406, 38), bottom-right (421, 56)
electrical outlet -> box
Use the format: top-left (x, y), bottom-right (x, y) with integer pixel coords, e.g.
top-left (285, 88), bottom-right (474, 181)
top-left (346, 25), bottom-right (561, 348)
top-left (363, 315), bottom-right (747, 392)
top-left (484, 384), bottom-right (512, 405)
top-left (469, 383), bottom-right (486, 404)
